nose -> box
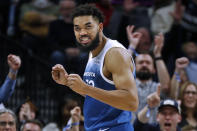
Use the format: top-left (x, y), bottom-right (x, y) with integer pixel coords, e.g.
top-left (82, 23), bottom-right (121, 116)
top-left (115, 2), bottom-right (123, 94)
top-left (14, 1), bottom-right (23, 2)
top-left (79, 29), bottom-right (87, 36)
top-left (5, 123), bottom-right (11, 129)
top-left (164, 114), bottom-right (171, 120)
top-left (141, 62), bottom-right (148, 67)
top-left (188, 93), bottom-right (194, 97)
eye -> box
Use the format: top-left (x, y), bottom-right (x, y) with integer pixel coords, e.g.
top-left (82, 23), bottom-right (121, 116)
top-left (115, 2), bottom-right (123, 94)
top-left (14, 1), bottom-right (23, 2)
top-left (86, 25), bottom-right (92, 29)
top-left (74, 27), bottom-right (80, 31)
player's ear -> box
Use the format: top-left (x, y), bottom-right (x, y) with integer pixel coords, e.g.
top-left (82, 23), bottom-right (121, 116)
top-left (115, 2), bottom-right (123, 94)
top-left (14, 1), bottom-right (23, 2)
top-left (99, 23), bottom-right (103, 31)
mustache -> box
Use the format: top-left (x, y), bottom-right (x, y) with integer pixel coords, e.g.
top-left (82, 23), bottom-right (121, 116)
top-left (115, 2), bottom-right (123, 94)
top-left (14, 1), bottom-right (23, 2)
top-left (140, 67), bottom-right (150, 71)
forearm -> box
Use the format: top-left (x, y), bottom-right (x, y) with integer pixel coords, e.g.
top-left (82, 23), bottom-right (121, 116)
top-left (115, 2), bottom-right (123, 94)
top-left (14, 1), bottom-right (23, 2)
top-left (137, 105), bottom-right (149, 123)
top-left (155, 59), bottom-right (170, 92)
top-left (84, 85), bottom-right (138, 111)
top-left (170, 72), bottom-right (180, 99)
top-left (0, 76), bottom-right (16, 102)
top-left (8, 69), bottom-right (18, 80)
top-left (127, 45), bottom-right (135, 56)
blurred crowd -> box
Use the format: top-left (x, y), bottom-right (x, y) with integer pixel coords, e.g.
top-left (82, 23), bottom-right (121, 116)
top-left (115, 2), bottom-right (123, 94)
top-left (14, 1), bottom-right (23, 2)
top-left (0, 0), bottom-right (197, 130)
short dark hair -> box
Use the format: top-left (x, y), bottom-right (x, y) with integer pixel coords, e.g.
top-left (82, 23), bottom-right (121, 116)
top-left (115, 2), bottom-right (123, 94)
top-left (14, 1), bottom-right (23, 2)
top-left (71, 4), bottom-right (104, 23)
top-left (20, 119), bottom-right (43, 131)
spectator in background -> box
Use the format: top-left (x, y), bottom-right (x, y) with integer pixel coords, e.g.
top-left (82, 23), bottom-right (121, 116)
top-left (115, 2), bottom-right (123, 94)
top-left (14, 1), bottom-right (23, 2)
top-left (162, 0), bottom-right (197, 75)
top-left (48, 0), bottom-right (88, 76)
top-left (179, 0), bottom-right (197, 42)
top-left (17, 99), bottom-right (39, 125)
top-left (134, 89), bottom-right (182, 131)
top-left (170, 57), bottom-right (189, 99)
top-left (182, 125), bottom-right (197, 131)
top-left (149, 0), bottom-right (175, 35)
top-left (42, 122), bottom-right (60, 131)
top-left (62, 106), bottom-right (82, 131)
top-left (19, 0), bottom-right (59, 56)
top-left (20, 119), bottom-right (43, 131)
top-left (57, 95), bottom-right (83, 131)
top-left (0, 108), bottom-right (17, 131)
top-left (182, 41), bottom-right (197, 84)
top-left (127, 25), bottom-right (170, 123)
top-left (127, 26), bottom-right (152, 53)
top-left (178, 82), bottom-right (197, 129)
top-left (107, 0), bottom-right (150, 48)
top-left (0, 54), bottom-right (21, 108)
top-left (19, 0), bottom-right (58, 37)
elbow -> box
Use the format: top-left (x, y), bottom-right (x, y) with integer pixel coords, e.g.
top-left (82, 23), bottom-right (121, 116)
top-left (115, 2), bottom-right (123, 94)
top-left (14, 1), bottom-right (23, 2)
top-left (128, 96), bottom-right (139, 112)
top-left (161, 83), bottom-right (170, 93)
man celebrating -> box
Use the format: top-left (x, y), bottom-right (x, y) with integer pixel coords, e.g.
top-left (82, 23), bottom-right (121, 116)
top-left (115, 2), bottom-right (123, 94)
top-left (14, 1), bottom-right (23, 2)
top-left (134, 86), bottom-right (181, 131)
top-left (52, 4), bottom-right (139, 131)
top-left (0, 54), bottom-right (21, 105)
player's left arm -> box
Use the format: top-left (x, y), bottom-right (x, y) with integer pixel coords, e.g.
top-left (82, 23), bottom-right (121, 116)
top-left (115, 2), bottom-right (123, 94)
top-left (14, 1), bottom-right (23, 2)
top-left (82, 48), bottom-right (138, 111)
top-left (106, 47), bottom-right (139, 111)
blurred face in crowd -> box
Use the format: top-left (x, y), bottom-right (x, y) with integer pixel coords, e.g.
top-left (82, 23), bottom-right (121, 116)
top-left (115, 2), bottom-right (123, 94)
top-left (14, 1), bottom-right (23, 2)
top-left (74, 15), bottom-right (103, 52)
top-left (182, 42), bottom-right (197, 60)
top-left (22, 123), bottom-right (41, 131)
top-left (60, 0), bottom-right (76, 22)
top-left (19, 102), bottom-right (36, 122)
top-left (157, 106), bottom-right (181, 131)
top-left (183, 84), bottom-right (197, 109)
top-left (135, 54), bottom-right (155, 80)
top-left (62, 99), bottom-right (78, 119)
top-left (135, 28), bottom-right (152, 53)
top-left (0, 113), bottom-right (16, 131)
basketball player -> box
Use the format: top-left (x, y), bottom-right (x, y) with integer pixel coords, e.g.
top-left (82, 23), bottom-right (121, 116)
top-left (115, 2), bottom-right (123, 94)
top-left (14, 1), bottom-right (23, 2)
top-left (52, 4), bottom-right (140, 131)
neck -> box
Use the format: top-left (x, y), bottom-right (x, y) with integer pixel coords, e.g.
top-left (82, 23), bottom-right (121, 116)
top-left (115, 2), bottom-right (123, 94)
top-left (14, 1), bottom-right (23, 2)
top-left (91, 35), bottom-right (107, 57)
top-left (187, 109), bottom-right (195, 118)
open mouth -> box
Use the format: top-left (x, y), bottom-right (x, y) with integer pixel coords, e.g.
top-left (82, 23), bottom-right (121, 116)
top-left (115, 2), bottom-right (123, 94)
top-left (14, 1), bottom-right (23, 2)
top-left (164, 123), bottom-right (171, 127)
top-left (79, 37), bottom-right (91, 45)
top-left (164, 122), bottom-right (172, 130)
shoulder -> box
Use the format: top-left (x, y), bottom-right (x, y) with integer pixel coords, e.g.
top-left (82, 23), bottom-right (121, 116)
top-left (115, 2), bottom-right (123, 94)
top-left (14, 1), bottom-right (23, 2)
top-left (106, 47), bottom-right (131, 63)
top-left (104, 47), bottom-right (133, 72)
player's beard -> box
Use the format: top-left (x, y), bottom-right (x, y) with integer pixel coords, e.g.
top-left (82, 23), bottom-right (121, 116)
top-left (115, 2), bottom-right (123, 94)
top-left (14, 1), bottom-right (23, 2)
top-left (75, 32), bottom-right (100, 52)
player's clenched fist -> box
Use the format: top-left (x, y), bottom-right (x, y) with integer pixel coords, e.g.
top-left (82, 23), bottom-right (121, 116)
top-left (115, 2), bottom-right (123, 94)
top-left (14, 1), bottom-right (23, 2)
top-left (51, 64), bottom-right (68, 85)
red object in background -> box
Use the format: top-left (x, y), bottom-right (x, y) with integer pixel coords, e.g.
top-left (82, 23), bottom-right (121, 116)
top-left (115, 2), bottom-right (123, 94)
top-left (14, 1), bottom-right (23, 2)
top-left (96, 3), bottom-right (114, 27)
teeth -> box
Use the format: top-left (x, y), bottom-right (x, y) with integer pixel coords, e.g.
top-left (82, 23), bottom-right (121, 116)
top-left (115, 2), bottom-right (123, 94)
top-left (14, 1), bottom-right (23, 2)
top-left (81, 37), bottom-right (89, 41)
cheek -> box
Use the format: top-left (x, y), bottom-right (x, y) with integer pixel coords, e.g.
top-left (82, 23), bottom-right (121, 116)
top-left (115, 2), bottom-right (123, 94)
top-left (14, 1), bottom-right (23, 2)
top-left (74, 33), bottom-right (80, 40)
top-left (183, 95), bottom-right (188, 104)
top-left (156, 115), bottom-right (163, 122)
top-left (135, 65), bottom-right (141, 71)
top-left (172, 116), bottom-right (181, 124)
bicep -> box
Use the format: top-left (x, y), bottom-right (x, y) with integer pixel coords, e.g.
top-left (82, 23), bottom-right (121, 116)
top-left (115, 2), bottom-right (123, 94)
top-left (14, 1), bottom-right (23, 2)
top-left (106, 48), bottom-right (136, 91)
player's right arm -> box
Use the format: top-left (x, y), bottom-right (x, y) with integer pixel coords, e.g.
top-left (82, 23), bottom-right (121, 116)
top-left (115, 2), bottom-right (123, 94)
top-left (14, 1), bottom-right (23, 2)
top-left (51, 64), bottom-right (68, 86)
